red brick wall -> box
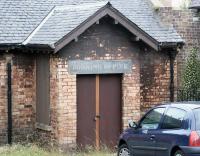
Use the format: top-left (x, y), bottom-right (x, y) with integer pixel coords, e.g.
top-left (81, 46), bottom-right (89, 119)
top-left (0, 54), bottom-right (36, 144)
top-left (12, 54), bottom-right (36, 142)
top-left (140, 48), bottom-right (172, 113)
top-left (0, 55), bottom-right (7, 144)
top-left (158, 8), bottom-right (200, 88)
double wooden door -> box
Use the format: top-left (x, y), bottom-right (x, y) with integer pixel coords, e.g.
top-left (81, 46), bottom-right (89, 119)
top-left (77, 74), bottom-right (122, 149)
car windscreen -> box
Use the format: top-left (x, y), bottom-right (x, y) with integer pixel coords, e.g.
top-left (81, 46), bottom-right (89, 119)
top-left (194, 108), bottom-right (200, 130)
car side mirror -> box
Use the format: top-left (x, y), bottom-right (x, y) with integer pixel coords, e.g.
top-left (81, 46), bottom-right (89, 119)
top-left (128, 120), bottom-right (138, 129)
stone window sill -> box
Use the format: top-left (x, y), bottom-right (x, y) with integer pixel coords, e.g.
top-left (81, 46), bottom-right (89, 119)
top-left (35, 122), bottom-right (52, 132)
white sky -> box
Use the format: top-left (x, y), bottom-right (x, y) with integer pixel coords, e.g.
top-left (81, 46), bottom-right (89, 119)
top-left (151, 0), bottom-right (191, 8)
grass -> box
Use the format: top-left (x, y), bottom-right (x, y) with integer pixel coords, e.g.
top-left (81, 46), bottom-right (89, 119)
top-left (0, 144), bottom-right (114, 156)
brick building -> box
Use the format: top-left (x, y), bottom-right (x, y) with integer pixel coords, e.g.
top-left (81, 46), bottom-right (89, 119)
top-left (0, 0), bottom-right (199, 148)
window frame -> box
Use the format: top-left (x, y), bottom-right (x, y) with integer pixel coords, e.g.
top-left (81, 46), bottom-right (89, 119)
top-left (138, 107), bottom-right (166, 130)
top-left (192, 108), bottom-right (200, 130)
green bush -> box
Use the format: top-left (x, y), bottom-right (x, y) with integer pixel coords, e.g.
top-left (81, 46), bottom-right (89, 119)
top-left (183, 48), bottom-right (200, 90)
top-left (179, 48), bottom-right (200, 101)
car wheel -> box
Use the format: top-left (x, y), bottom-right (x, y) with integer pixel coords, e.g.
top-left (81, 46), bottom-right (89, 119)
top-left (118, 144), bottom-right (130, 156)
top-left (174, 150), bottom-right (184, 156)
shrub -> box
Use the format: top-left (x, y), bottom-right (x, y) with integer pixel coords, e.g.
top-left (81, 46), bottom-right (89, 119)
top-left (183, 48), bottom-right (200, 90)
top-left (179, 48), bottom-right (200, 101)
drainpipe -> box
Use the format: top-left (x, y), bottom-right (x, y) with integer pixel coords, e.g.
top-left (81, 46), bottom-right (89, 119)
top-left (6, 54), bottom-right (12, 145)
top-left (169, 51), bottom-right (176, 102)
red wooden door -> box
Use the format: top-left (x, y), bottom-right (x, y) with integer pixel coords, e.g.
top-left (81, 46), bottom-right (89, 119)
top-left (99, 75), bottom-right (122, 148)
top-left (77, 74), bottom-right (122, 148)
top-left (77, 75), bottom-right (96, 147)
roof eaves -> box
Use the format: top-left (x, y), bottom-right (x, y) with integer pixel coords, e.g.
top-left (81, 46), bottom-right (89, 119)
top-left (25, 43), bottom-right (54, 51)
top-left (0, 43), bottom-right (53, 53)
top-left (189, 6), bottom-right (200, 9)
top-left (0, 43), bottom-right (22, 50)
top-left (158, 41), bottom-right (185, 50)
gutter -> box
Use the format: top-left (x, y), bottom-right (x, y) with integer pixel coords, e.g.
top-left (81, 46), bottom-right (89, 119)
top-left (189, 6), bottom-right (200, 9)
top-left (0, 44), bottom-right (54, 53)
top-left (169, 51), bottom-right (176, 102)
top-left (0, 44), bottom-right (22, 51)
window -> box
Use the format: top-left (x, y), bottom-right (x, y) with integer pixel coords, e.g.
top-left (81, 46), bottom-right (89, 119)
top-left (161, 108), bottom-right (186, 129)
top-left (194, 108), bottom-right (200, 130)
top-left (140, 108), bottom-right (165, 130)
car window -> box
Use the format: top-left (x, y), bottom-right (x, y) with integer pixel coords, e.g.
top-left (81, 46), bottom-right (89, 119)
top-left (140, 108), bottom-right (165, 130)
top-left (194, 108), bottom-right (200, 130)
top-left (161, 107), bottom-right (186, 129)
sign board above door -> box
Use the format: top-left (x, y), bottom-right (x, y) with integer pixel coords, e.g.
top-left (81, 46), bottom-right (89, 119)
top-left (68, 60), bottom-right (132, 74)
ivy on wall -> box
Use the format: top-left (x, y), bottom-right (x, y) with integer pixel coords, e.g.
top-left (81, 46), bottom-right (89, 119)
top-left (178, 48), bottom-right (200, 101)
top-left (183, 48), bottom-right (200, 91)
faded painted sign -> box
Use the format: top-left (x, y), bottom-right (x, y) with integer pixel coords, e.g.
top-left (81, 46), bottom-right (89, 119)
top-left (68, 60), bottom-right (132, 74)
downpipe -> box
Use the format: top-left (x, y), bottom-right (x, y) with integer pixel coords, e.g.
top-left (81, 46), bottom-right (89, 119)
top-left (7, 61), bottom-right (12, 144)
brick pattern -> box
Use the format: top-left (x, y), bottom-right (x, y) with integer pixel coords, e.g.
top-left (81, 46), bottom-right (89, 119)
top-left (51, 57), bottom-right (140, 147)
top-left (0, 55), bottom-right (7, 144)
top-left (158, 8), bottom-right (200, 87)
top-left (0, 54), bottom-right (36, 144)
top-left (12, 54), bottom-right (36, 142)
top-left (122, 64), bottom-right (141, 123)
top-left (51, 57), bottom-right (77, 147)
top-left (140, 49), bottom-right (172, 113)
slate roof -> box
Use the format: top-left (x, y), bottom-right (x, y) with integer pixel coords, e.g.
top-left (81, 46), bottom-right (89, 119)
top-left (28, 2), bottom-right (108, 45)
top-left (190, 0), bottom-right (200, 8)
top-left (0, 0), bottom-right (183, 50)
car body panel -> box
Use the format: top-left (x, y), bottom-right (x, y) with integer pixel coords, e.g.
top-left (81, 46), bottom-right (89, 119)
top-left (127, 129), bottom-right (156, 156)
top-left (154, 129), bottom-right (190, 156)
top-left (180, 146), bottom-right (200, 156)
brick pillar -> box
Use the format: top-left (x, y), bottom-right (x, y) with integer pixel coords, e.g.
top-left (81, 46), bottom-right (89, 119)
top-left (54, 58), bottom-right (77, 147)
top-left (122, 61), bottom-right (141, 130)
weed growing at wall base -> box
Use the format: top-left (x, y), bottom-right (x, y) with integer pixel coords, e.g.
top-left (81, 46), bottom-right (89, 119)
top-left (0, 144), bottom-right (114, 156)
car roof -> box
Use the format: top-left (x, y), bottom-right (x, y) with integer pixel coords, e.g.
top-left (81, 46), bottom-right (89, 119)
top-left (157, 101), bottom-right (200, 111)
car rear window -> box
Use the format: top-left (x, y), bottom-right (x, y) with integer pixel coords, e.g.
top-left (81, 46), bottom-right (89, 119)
top-left (194, 108), bottom-right (200, 130)
top-left (161, 108), bottom-right (186, 129)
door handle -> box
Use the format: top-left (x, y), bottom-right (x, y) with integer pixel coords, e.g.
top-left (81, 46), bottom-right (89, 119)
top-left (150, 135), bottom-right (155, 141)
top-left (94, 115), bottom-right (101, 121)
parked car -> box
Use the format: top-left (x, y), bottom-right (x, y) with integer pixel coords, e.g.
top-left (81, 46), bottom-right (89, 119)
top-left (118, 102), bottom-right (200, 156)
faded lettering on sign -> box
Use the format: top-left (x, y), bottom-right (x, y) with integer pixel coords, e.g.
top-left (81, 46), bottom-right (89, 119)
top-left (68, 60), bottom-right (132, 74)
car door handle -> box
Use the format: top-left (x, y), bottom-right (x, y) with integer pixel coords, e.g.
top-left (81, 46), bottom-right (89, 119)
top-left (150, 135), bottom-right (155, 140)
